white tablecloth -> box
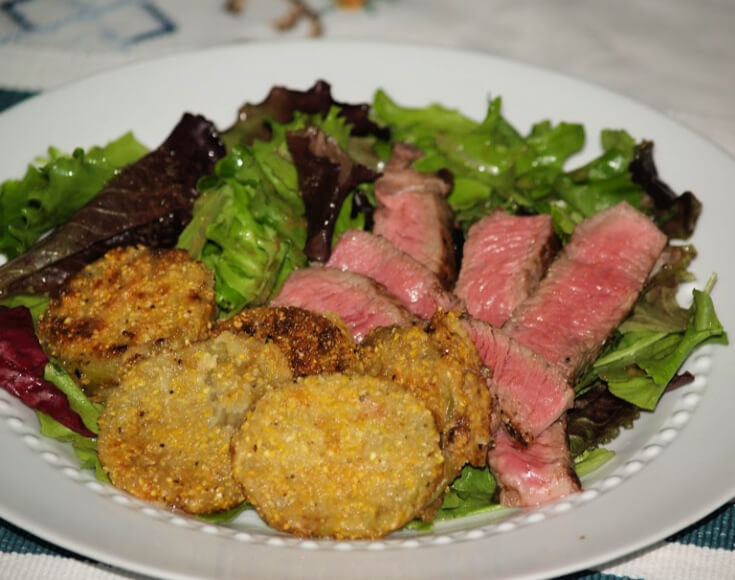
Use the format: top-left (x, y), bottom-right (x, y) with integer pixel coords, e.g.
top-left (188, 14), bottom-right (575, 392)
top-left (2, 0), bottom-right (734, 156)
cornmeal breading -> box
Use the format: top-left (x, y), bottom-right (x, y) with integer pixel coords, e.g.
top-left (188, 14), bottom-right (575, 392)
top-left (213, 306), bottom-right (356, 377)
top-left (232, 373), bottom-right (444, 539)
top-left (97, 331), bottom-right (292, 515)
top-left (357, 311), bottom-right (492, 511)
top-left (37, 246), bottom-right (216, 402)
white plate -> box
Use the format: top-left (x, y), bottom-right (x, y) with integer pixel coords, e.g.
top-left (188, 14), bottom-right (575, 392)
top-left (0, 41), bottom-right (733, 580)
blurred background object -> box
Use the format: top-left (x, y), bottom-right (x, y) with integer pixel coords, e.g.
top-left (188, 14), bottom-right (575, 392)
top-left (226, 0), bottom-right (370, 37)
top-left (0, 1), bottom-right (732, 154)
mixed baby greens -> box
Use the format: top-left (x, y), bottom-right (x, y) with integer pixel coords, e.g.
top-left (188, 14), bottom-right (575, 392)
top-left (0, 133), bottom-right (147, 260)
top-left (0, 82), bottom-right (726, 524)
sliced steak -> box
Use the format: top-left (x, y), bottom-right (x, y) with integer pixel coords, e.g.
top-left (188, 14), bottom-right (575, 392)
top-left (490, 202), bottom-right (666, 507)
top-left (505, 202), bottom-right (667, 379)
top-left (327, 229), bottom-right (460, 318)
top-left (487, 421), bottom-right (580, 507)
top-left (271, 267), bottom-right (415, 343)
top-left (455, 211), bottom-right (557, 326)
top-left (462, 317), bottom-right (572, 442)
top-left (373, 143), bottom-right (457, 286)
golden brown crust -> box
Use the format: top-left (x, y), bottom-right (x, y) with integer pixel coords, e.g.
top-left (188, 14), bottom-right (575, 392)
top-left (231, 373), bottom-right (444, 539)
top-left (357, 312), bottom-right (492, 504)
top-left (37, 246), bottom-right (216, 402)
top-left (214, 306), bottom-right (356, 377)
top-left (97, 332), bottom-right (293, 515)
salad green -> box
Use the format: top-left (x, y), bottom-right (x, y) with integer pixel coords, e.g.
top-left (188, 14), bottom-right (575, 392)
top-left (178, 105), bottom-right (381, 315)
top-left (0, 133), bottom-right (147, 259)
top-left (177, 145), bottom-right (308, 315)
top-left (38, 361), bottom-right (106, 481)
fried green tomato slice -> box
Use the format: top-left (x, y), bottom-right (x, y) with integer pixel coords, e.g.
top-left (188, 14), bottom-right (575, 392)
top-left (38, 245), bottom-right (216, 402)
top-left (98, 331), bottom-right (292, 515)
top-left (357, 312), bottom-right (492, 506)
top-left (232, 373), bottom-right (444, 539)
top-left (213, 306), bottom-right (356, 377)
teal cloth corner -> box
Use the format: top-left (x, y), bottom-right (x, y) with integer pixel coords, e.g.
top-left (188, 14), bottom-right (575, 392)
top-left (0, 88), bottom-right (37, 112)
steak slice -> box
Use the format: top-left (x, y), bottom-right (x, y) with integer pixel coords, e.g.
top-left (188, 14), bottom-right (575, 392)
top-left (327, 229), bottom-right (460, 319)
top-left (455, 211), bottom-right (557, 327)
top-left (462, 317), bottom-right (572, 442)
top-left (504, 202), bottom-right (667, 379)
top-left (373, 144), bottom-right (457, 286)
top-left (271, 267), bottom-right (415, 343)
top-left (487, 421), bottom-right (580, 507)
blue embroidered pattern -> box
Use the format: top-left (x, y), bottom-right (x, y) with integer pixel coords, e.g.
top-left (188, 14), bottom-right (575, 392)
top-left (0, 0), bottom-right (176, 47)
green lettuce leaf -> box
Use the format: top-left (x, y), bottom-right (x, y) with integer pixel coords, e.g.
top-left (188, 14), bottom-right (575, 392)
top-left (433, 465), bottom-right (501, 521)
top-left (37, 413), bottom-right (107, 481)
top-left (44, 360), bottom-right (103, 434)
top-left (36, 361), bottom-right (106, 481)
top-left (618, 245), bottom-right (697, 334)
top-left (409, 442), bottom-right (617, 526)
top-left (578, 275), bottom-right (727, 410)
top-left (0, 133), bottom-right (147, 259)
top-left (371, 90), bottom-right (649, 235)
top-left (198, 502), bottom-right (252, 524)
top-left (179, 106), bottom-right (383, 314)
top-left (574, 448), bottom-right (615, 478)
top-left (178, 145), bottom-right (307, 315)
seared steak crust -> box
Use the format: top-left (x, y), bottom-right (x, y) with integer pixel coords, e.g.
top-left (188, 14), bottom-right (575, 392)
top-left (462, 316), bottom-right (572, 443)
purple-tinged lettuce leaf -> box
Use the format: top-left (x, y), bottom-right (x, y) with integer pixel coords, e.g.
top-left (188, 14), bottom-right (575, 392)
top-left (0, 293), bottom-right (49, 326)
top-left (222, 80), bottom-right (389, 150)
top-left (286, 126), bottom-right (379, 262)
top-left (0, 114), bottom-right (225, 298)
top-left (0, 306), bottom-right (94, 436)
top-left (567, 385), bottom-right (640, 456)
top-left (630, 140), bottom-right (702, 239)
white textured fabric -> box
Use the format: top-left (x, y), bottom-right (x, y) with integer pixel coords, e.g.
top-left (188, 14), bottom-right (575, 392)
top-left (0, 553), bottom-right (147, 579)
top-left (598, 541), bottom-right (735, 580)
